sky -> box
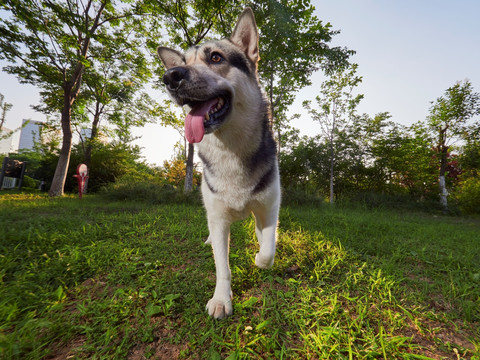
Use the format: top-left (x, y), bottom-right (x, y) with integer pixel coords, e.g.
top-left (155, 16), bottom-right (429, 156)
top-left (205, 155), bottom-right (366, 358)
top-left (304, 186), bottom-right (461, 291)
top-left (1, 0), bottom-right (479, 166)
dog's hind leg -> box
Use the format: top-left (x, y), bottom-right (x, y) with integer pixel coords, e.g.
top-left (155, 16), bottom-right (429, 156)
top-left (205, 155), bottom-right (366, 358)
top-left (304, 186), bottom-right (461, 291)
top-left (253, 202), bottom-right (279, 269)
top-left (205, 218), bottom-right (233, 319)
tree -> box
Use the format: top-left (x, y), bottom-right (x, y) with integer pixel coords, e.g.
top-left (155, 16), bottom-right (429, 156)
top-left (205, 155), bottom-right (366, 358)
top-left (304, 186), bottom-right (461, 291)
top-left (0, 93), bottom-right (13, 132)
top-left (250, 0), bottom-right (353, 153)
top-left (304, 63), bottom-right (363, 203)
top-left (0, 93), bottom-right (14, 148)
top-left (73, 33), bottom-right (154, 177)
top-left (335, 112), bottom-right (392, 194)
top-left (455, 119), bottom-right (480, 214)
top-left (426, 80), bottom-right (480, 212)
top-left (460, 122), bottom-right (480, 177)
top-left (144, 0), bottom-right (236, 193)
top-left (0, 0), bottom-right (145, 196)
top-left (372, 122), bottom-right (437, 198)
top-left (147, 0), bottom-right (352, 190)
top-left (280, 134), bottom-right (329, 194)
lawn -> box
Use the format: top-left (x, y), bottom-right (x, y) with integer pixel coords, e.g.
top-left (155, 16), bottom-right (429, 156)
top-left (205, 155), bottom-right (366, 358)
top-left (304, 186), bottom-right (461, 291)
top-left (0, 193), bottom-right (479, 359)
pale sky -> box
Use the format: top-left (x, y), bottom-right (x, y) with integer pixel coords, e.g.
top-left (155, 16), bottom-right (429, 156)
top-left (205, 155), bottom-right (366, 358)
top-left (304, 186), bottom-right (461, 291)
top-left (1, 0), bottom-right (479, 166)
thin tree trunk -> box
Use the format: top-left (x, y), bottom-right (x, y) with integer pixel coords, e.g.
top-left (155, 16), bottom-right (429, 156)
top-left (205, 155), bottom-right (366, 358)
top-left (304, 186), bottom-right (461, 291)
top-left (184, 142), bottom-right (194, 193)
top-left (439, 148), bottom-right (449, 212)
top-left (83, 142), bottom-right (92, 194)
top-left (49, 91), bottom-right (73, 197)
top-left (47, 1), bottom-right (105, 197)
top-left (0, 97), bottom-right (11, 131)
top-left (329, 100), bottom-right (336, 204)
top-left (439, 175), bottom-right (448, 211)
top-left (83, 106), bottom-right (102, 193)
top-left (268, 72), bottom-right (282, 155)
top-left (329, 141), bottom-right (334, 204)
top-left (438, 128), bottom-right (449, 212)
top-left (269, 72), bottom-right (274, 132)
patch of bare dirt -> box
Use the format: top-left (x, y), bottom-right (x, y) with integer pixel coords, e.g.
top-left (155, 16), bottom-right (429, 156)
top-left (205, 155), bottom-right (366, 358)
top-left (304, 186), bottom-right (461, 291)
top-left (76, 276), bottom-right (112, 300)
top-left (400, 317), bottom-right (478, 359)
top-left (127, 318), bottom-right (189, 360)
top-left (44, 335), bottom-right (87, 360)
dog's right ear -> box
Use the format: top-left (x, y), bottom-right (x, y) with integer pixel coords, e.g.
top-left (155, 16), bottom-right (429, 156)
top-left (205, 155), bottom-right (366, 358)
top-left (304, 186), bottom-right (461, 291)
top-left (157, 47), bottom-right (185, 69)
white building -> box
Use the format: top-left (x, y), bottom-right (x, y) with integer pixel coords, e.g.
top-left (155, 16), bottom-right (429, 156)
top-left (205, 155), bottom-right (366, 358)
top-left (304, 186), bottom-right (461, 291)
top-left (79, 128), bottom-right (92, 141)
top-left (18, 119), bottom-right (42, 151)
top-left (0, 127), bottom-right (14, 154)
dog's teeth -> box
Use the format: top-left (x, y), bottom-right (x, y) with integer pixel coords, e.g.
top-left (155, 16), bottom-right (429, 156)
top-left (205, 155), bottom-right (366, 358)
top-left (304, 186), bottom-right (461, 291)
top-left (205, 112), bottom-right (210, 121)
top-left (215, 98), bottom-right (224, 111)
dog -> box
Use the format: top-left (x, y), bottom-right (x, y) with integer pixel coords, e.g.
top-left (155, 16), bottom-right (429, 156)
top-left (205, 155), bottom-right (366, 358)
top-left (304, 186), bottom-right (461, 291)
top-left (157, 7), bottom-right (281, 319)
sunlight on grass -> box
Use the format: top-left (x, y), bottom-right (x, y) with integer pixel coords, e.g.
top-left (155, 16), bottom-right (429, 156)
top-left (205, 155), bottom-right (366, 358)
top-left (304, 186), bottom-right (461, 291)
top-left (0, 195), bottom-right (479, 359)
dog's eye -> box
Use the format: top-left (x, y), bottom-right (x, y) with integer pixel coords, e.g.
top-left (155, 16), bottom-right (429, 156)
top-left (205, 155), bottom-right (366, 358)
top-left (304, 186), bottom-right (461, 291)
top-left (210, 52), bottom-right (223, 63)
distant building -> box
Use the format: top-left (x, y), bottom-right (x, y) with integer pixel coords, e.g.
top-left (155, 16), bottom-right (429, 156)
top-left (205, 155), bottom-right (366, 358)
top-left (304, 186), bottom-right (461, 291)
top-left (79, 128), bottom-right (92, 141)
top-left (77, 128), bottom-right (109, 144)
top-left (0, 127), bottom-right (14, 154)
top-left (18, 119), bottom-right (42, 151)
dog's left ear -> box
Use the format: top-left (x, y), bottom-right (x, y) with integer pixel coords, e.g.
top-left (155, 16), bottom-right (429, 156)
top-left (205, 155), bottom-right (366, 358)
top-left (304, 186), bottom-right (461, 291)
top-left (230, 7), bottom-right (259, 63)
top-left (157, 47), bottom-right (186, 69)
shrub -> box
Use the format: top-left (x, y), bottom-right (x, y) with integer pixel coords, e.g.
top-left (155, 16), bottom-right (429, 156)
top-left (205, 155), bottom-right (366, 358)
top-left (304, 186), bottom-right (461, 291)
top-left (455, 177), bottom-right (480, 214)
top-left (281, 187), bottom-right (326, 207)
top-left (21, 175), bottom-right (38, 189)
top-left (100, 175), bottom-right (201, 205)
top-left (338, 191), bottom-right (445, 213)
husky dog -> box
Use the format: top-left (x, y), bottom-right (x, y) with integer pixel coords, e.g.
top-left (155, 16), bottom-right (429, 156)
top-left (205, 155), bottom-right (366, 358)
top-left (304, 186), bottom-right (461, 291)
top-left (157, 8), bottom-right (280, 319)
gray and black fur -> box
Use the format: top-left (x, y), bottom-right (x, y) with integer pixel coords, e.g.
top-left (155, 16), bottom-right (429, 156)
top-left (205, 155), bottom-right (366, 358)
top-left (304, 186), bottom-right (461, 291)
top-left (157, 7), bottom-right (281, 319)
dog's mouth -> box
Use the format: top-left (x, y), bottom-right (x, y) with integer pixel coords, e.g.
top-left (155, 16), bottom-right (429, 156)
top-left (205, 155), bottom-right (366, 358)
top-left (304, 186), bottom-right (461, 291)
top-left (184, 93), bottom-right (231, 143)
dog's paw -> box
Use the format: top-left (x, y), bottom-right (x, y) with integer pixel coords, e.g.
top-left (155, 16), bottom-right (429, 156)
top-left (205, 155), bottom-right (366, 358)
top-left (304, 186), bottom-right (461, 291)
top-left (206, 297), bottom-right (233, 319)
top-left (255, 252), bottom-right (274, 269)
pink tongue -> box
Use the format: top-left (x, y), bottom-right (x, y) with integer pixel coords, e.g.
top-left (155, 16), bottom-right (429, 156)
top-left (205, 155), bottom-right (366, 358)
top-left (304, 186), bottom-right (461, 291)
top-left (185, 98), bottom-right (219, 143)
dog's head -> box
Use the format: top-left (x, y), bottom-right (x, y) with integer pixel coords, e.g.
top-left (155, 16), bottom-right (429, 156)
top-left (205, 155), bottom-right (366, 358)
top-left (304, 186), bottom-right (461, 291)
top-left (157, 8), bottom-right (260, 143)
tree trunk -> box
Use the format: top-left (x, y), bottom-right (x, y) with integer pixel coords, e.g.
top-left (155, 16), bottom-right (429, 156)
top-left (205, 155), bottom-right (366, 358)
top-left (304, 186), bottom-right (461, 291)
top-left (439, 175), bottom-right (448, 211)
top-left (438, 146), bottom-right (449, 212)
top-left (329, 100), bottom-right (337, 204)
top-left (48, 92), bottom-right (73, 197)
top-left (184, 142), bottom-right (194, 193)
top-left (437, 128), bottom-right (449, 212)
top-left (268, 72), bottom-right (282, 154)
top-left (85, 106), bottom-right (101, 167)
top-left (83, 108), bottom-right (101, 193)
top-left (83, 141), bottom-right (92, 193)
top-left (47, 2), bottom-right (103, 196)
top-left (329, 143), bottom-right (334, 204)
top-left (269, 72), bottom-right (274, 133)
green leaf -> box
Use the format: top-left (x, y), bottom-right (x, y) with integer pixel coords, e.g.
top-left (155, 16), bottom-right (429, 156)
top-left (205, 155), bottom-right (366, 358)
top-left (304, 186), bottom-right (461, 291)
top-left (241, 296), bottom-right (259, 308)
top-left (255, 319), bottom-right (270, 331)
top-left (54, 285), bottom-right (66, 302)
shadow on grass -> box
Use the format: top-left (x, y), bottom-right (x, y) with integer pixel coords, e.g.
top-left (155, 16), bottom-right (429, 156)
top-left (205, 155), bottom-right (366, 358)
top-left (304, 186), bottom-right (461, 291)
top-left (1, 196), bottom-right (479, 359)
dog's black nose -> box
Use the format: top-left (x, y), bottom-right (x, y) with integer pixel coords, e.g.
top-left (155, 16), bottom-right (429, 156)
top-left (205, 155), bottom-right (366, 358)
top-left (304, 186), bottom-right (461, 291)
top-left (163, 67), bottom-right (188, 91)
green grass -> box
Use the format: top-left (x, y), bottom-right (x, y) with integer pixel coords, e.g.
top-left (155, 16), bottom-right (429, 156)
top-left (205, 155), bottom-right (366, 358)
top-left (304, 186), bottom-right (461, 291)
top-left (0, 193), bottom-right (479, 359)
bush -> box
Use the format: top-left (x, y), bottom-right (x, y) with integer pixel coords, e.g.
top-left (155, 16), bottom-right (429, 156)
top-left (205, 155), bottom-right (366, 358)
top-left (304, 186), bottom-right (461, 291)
top-left (281, 187), bottom-right (325, 207)
top-left (338, 191), bottom-right (445, 213)
top-left (455, 177), bottom-right (480, 214)
top-left (21, 175), bottom-right (38, 189)
top-left (100, 175), bottom-right (201, 205)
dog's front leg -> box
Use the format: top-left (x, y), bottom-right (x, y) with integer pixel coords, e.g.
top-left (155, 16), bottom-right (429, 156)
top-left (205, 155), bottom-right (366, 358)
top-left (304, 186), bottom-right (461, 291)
top-left (206, 219), bottom-right (233, 319)
top-left (253, 201), bottom-right (279, 269)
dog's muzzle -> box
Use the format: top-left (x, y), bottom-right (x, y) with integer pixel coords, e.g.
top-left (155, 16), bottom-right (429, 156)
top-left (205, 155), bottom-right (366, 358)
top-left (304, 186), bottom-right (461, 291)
top-left (163, 67), bottom-right (188, 92)
top-left (161, 65), bottom-right (233, 144)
